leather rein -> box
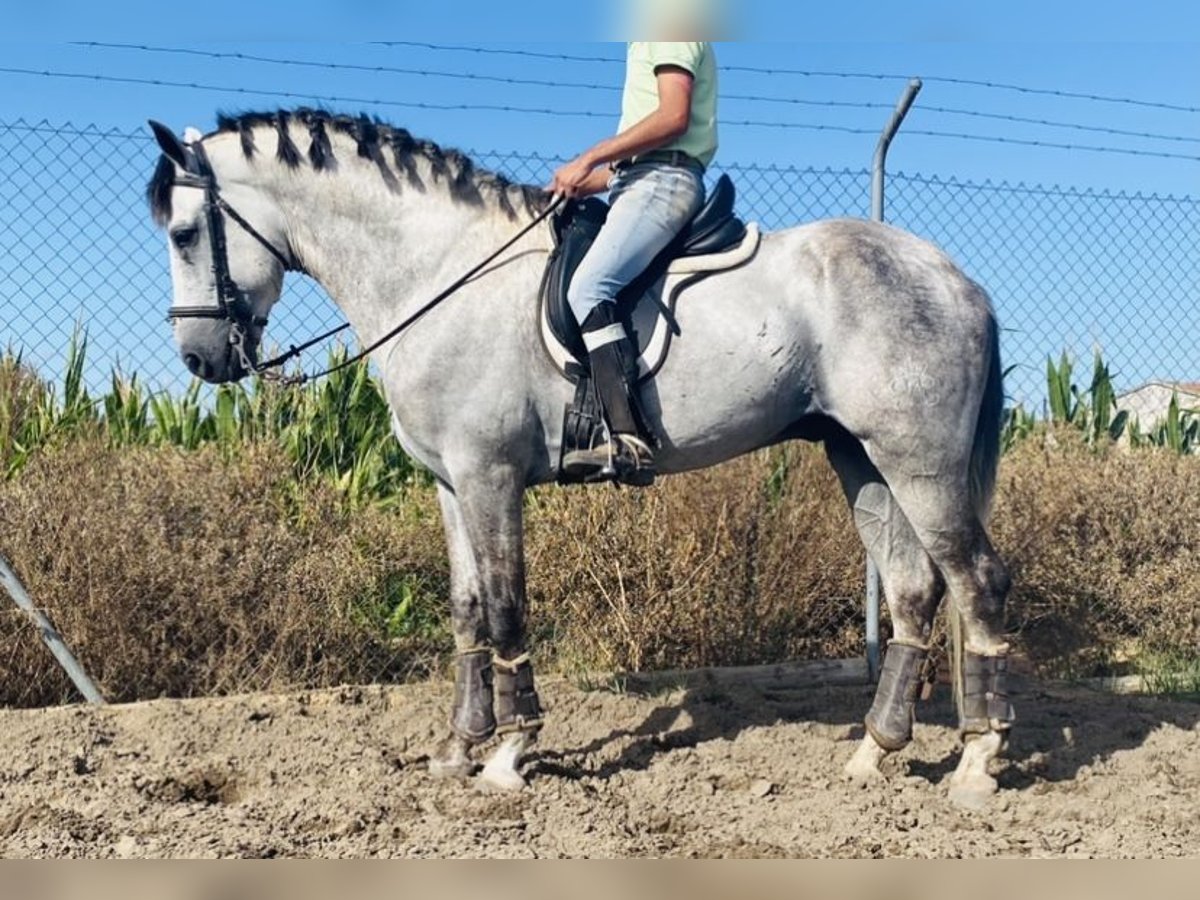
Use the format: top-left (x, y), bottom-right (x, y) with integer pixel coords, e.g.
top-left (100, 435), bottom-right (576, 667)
top-left (167, 140), bottom-right (561, 386)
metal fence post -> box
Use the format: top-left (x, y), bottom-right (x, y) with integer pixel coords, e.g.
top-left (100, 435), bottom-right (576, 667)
top-left (0, 556), bottom-right (106, 705)
top-left (866, 78), bottom-right (923, 684)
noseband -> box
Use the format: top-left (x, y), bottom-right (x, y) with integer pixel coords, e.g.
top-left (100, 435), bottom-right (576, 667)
top-left (166, 139), bottom-right (302, 374)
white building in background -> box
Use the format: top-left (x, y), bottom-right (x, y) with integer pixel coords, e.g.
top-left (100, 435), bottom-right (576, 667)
top-left (1117, 381), bottom-right (1200, 428)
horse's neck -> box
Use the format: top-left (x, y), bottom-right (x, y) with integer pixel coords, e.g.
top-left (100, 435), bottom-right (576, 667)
top-left (268, 165), bottom-right (533, 347)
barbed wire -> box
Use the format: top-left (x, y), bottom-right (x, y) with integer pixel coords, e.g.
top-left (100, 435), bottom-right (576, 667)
top-left (719, 120), bottom-right (1200, 161)
top-left (894, 129), bottom-right (1199, 162)
top-left (3, 66), bottom-right (1197, 162)
top-left (0, 65), bottom-right (621, 121)
top-left (371, 41), bottom-right (625, 65)
top-left (69, 42), bottom-right (627, 95)
top-left (371, 41), bottom-right (1200, 115)
top-left (68, 43), bottom-right (1200, 146)
top-left (888, 169), bottom-right (1200, 203)
top-left (916, 105), bottom-right (1200, 146)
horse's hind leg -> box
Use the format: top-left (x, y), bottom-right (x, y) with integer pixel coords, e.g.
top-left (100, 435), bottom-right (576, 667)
top-left (879, 468), bottom-right (1013, 808)
top-left (825, 434), bottom-right (946, 782)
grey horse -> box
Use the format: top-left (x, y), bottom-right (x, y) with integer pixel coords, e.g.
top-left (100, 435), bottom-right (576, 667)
top-left (147, 110), bottom-right (1013, 808)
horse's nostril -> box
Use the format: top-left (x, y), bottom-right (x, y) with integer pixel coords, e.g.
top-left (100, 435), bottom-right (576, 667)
top-left (184, 353), bottom-right (212, 380)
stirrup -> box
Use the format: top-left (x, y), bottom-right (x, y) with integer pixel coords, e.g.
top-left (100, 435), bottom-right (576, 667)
top-left (562, 432), bottom-right (655, 485)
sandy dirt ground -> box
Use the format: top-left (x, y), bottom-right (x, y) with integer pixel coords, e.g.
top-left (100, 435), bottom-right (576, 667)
top-left (0, 677), bottom-right (1197, 858)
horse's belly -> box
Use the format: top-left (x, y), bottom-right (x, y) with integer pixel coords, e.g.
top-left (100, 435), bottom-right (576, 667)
top-left (648, 298), bottom-right (819, 473)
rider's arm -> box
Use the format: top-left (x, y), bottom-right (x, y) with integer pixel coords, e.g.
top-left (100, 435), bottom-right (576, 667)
top-left (550, 66), bottom-right (694, 198)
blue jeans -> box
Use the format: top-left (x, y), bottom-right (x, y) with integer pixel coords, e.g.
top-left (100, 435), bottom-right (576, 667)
top-left (567, 162), bottom-right (706, 325)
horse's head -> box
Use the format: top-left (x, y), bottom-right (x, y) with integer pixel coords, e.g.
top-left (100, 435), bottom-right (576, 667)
top-left (147, 120), bottom-right (294, 384)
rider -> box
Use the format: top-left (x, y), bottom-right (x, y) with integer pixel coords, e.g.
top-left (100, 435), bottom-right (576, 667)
top-left (550, 41), bottom-right (718, 481)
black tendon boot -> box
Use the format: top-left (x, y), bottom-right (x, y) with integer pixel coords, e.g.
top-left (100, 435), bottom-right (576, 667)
top-left (562, 302), bottom-right (656, 485)
top-left (450, 648), bottom-right (496, 743)
top-left (864, 639), bottom-right (931, 751)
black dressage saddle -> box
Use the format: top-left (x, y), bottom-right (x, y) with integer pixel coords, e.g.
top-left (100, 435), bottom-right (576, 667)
top-left (539, 174), bottom-right (751, 370)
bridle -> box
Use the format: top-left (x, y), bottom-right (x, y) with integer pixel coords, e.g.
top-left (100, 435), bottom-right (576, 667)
top-left (164, 137), bottom-right (562, 386)
top-left (166, 139), bottom-right (308, 376)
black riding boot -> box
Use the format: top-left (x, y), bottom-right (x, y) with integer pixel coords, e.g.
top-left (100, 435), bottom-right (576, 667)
top-left (562, 302), bottom-right (655, 485)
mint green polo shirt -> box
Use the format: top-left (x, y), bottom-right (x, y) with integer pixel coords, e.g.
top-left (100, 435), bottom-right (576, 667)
top-left (618, 42), bottom-right (718, 168)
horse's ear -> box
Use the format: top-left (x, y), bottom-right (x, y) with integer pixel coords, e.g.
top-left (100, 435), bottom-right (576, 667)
top-left (148, 120), bottom-right (188, 169)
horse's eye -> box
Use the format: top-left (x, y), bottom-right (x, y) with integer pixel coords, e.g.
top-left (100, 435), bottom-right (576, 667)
top-left (171, 226), bottom-right (199, 249)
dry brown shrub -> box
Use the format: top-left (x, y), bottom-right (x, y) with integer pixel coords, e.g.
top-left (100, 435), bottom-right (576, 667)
top-left (0, 439), bottom-right (447, 706)
top-left (525, 446), bottom-right (865, 674)
top-left (2, 429), bottom-right (1198, 706)
top-left (993, 432), bottom-right (1200, 675)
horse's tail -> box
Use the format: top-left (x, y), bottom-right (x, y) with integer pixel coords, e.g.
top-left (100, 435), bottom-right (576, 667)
top-left (952, 301), bottom-right (1004, 718)
top-left (968, 306), bottom-right (1003, 524)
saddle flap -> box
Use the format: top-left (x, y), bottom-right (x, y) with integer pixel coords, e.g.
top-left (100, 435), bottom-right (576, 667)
top-left (545, 199), bottom-right (610, 360)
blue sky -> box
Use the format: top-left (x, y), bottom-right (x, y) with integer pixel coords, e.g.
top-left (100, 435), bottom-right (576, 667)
top-left (0, 37), bottom-right (1197, 196)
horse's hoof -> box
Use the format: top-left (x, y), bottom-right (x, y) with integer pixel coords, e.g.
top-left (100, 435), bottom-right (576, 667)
top-left (475, 765), bottom-right (528, 793)
top-left (429, 758), bottom-right (475, 780)
top-left (843, 734), bottom-right (889, 784)
top-left (473, 731), bottom-right (531, 793)
top-left (947, 730), bottom-right (1003, 809)
top-left (843, 758), bottom-right (886, 784)
top-left (947, 773), bottom-right (998, 810)
top-left (428, 734), bottom-right (474, 780)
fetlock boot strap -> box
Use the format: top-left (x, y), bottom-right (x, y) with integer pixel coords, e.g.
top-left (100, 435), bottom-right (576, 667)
top-left (493, 653), bottom-right (543, 736)
top-left (960, 645), bottom-right (1016, 737)
top-left (450, 648), bottom-right (496, 743)
top-left (865, 639), bottom-right (930, 751)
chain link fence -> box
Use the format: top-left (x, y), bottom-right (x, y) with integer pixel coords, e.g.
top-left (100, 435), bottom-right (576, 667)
top-left (3, 119), bottom-right (1196, 408)
top-left (2, 118), bottom-right (1199, 705)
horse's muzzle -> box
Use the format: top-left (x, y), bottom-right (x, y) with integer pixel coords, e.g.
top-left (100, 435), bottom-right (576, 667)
top-left (176, 319), bottom-right (253, 384)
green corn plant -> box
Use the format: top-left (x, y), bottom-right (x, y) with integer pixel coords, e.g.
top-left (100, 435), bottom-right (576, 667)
top-left (5, 339), bottom-right (421, 502)
top-left (1157, 392), bottom-right (1200, 455)
top-left (0, 348), bottom-right (53, 477)
top-left (1001, 403), bottom-right (1037, 453)
top-left (148, 380), bottom-right (212, 450)
top-left (1124, 392), bottom-right (1199, 455)
top-left (244, 348), bottom-right (423, 507)
top-left (1046, 352), bottom-right (1078, 426)
top-left (103, 371), bottom-right (152, 446)
top-left (211, 383), bottom-right (244, 453)
top-left (1126, 415), bottom-right (1147, 449)
top-left (1045, 350), bottom-right (1128, 447)
top-left (1082, 352), bottom-right (1128, 445)
top-left (51, 329), bottom-right (99, 437)
top-left (1, 331), bottom-right (104, 477)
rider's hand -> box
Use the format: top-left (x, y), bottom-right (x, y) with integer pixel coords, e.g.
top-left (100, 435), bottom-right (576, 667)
top-left (549, 156), bottom-right (597, 199)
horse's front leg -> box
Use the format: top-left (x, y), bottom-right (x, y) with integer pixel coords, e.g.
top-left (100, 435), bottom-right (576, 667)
top-left (428, 481), bottom-right (493, 780)
top-left (429, 472), bottom-right (543, 792)
top-left (471, 470), bottom-right (543, 793)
